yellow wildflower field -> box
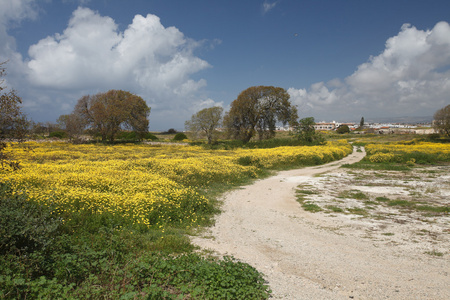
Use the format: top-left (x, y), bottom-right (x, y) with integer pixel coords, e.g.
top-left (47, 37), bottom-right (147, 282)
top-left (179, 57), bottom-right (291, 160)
top-left (365, 141), bottom-right (450, 163)
top-left (1, 141), bottom-right (351, 227)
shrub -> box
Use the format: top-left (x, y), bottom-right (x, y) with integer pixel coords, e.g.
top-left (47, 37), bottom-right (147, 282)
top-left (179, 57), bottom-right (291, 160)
top-left (173, 132), bottom-right (188, 141)
top-left (336, 125), bottom-right (350, 134)
top-left (144, 132), bottom-right (158, 140)
top-left (0, 183), bottom-right (62, 255)
top-left (167, 128), bottom-right (177, 134)
top-left (49, 131), bottom-right (67, 139)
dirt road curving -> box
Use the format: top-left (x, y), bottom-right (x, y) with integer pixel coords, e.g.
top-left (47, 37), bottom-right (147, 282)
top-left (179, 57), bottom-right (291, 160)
top-left (192, 148), bottom-right (450, 299)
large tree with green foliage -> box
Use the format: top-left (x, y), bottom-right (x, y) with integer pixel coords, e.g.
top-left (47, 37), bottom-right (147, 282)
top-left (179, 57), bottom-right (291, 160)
top-left (433, 104), bottom-right (450, 137)
top-left (73, 90), bottom-right (150, 142)
top-left (223, 86), bottom-right (298, 143)
top-left (185, 106), bottom-right (223, 144)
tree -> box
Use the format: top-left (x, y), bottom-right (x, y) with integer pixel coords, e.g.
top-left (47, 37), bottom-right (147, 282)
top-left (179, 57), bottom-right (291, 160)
top-left (57, 113), bottom-right (85, 141)
top-left (73, 90), bottom-right (150, 142)
top-left (336, 124), bottom-right (350, 134)
top-left (223, 86), bottom-right (298, 143)
top-left (185, 106), bottom-right (223, 144)
top-left (296, 117), bottom-right (324, 144)
top-left (433, 104), bottom-right (450, 137)
top-left (0, 61), bottom-right (29, 170)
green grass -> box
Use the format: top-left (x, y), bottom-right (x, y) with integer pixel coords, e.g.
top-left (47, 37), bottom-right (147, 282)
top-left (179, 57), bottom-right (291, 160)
top-left (338, 190), bottom-right (369, 200)
top-left (387, 199), bottom-right (415, 207)
top-left (347, 207), bottom-right (369, 216)
top-left (296, 189), bottom-right (318, 195)
top-left (375, 196), bottom-right (390, 202)
top-left (301, 202), bottom-right (323, 212)
top-left (425, 250), bottom-right (444, 257)
top-left (325, 205), bottom-right (344, 213)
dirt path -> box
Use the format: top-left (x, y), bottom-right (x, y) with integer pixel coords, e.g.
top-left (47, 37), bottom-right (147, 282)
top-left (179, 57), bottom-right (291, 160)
top-left (192, 148), bottom-right (450, 299)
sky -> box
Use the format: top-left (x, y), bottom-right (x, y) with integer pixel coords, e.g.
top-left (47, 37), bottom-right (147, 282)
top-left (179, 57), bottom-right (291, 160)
top-left (1, 0), bottom-right (450, 130)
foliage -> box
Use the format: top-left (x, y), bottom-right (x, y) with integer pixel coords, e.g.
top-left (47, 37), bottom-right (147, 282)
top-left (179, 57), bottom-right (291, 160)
top-left (433, 104), bottom-right (450, 136)
top-left (336, 125), bottom-right (350, 134)
top-left (173, 132), bottom-right (188, 141)
top-left (185, 106), bottom-right (223, 144)
top-left (0, 62), bottom-right (29, 171)
top-left (73, 90), bottom-right (150, 142)
top-left (144, 132), bottom-right (158, 140)
top-left (224, 86), bottom-right (298, 143)
top-left (0, 183), bottom-right (62, 255)
top-left (295, 117), bottom-right (324, 144)
top-left (48, 131), bottom-right (67, 139)
top-left (116, 131), bottom-right (158, 141)
top-left (166, 128), bottom-right (177, 134)
top-left (57, 114), bottom-right (85, 141)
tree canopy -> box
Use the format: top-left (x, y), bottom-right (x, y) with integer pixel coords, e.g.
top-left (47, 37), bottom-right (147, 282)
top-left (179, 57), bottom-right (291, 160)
top-left (73, 90), bottom-right (150, 142)
top-left (433, 104), bottom-right (450, 137)
top-left (337, 124), bottom-right (350, 134)
top-left (296, 117), bottom-right (324, 144)
top-left (185, 106), bottom-right (223, 144)
top-left (223, 86), bottom-right (298, 143)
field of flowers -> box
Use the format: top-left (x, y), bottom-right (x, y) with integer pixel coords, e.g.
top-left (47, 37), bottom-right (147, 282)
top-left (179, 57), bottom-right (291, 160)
top-left (1, 141), bottom-right (352, 228)
top-left (365, 141), bottom-right (450, 164)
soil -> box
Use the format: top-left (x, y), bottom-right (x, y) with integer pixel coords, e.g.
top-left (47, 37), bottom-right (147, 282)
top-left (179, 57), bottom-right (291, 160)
top-left (191, 148), bottom-right (450, 299)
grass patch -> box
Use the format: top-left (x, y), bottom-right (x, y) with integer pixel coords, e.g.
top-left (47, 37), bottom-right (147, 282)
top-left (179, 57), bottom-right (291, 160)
top-left (425, 250), bottom-right (444, 257)
top-left (347, 207), bottom-right (369, 215)
top-left (375, 196), bottom-right (390, 202)
top-left (296, 189), bottom-right (318, 195)
top-left (387, 199), bottom-right (415, 207)
top-left (416, 205), bottom-right (450, 214)
top-left (301, 202), bottom-right (323, 213)
top-left (325, 205), bottom-right (344, 213)
top-left (338, 190), bottom-right (369, 200)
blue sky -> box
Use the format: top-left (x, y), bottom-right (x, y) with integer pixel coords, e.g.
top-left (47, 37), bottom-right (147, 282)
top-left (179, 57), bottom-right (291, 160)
top-left (1, 0), bottom-right (450, 130)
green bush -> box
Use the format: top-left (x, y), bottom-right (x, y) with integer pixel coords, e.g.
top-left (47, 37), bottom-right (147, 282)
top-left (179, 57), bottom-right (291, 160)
top-left (144, 132), bottom-right (158, 140)
top-left (49, 131), bottom-right (67, 139)
top-left (336, 125), bottom-right (350, 134)
top-left (0, 183), bottom-right (62, 255)
top-left (173, 132), bottom-right (188, 141)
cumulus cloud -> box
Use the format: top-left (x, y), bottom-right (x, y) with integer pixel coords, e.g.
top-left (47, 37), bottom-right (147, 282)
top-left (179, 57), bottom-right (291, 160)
top-left (27, 7), bottom-right (211, 95)
top-left (0, 0), bottom-right (39, 99)
top-left (1, 3), bottom-right (220, 129)
top-left (289, 22), bottom-right (450, 121)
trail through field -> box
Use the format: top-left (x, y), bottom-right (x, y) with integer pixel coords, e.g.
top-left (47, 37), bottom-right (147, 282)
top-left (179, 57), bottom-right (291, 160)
top-left (192, 148), bottom-right (450, 299)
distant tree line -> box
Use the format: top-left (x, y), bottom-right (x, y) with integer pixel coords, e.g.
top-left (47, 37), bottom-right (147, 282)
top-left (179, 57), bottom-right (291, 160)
top-left (2, 57), bottom-right (450, 150)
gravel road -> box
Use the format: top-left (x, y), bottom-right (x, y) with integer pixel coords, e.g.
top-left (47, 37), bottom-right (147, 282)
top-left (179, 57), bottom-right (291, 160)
top-left (192, 148), bottom-right (450, 299)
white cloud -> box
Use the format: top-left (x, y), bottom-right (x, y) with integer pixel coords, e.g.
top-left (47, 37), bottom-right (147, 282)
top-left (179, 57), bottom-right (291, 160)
top-left (262, 1), bottom-right (278, 15)
top-left (1, 5), bottom-right (216, 129)
top-left (27, 7), bottom-right (211, 95)
top-left (289, 22), bottom-right (450, 121)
